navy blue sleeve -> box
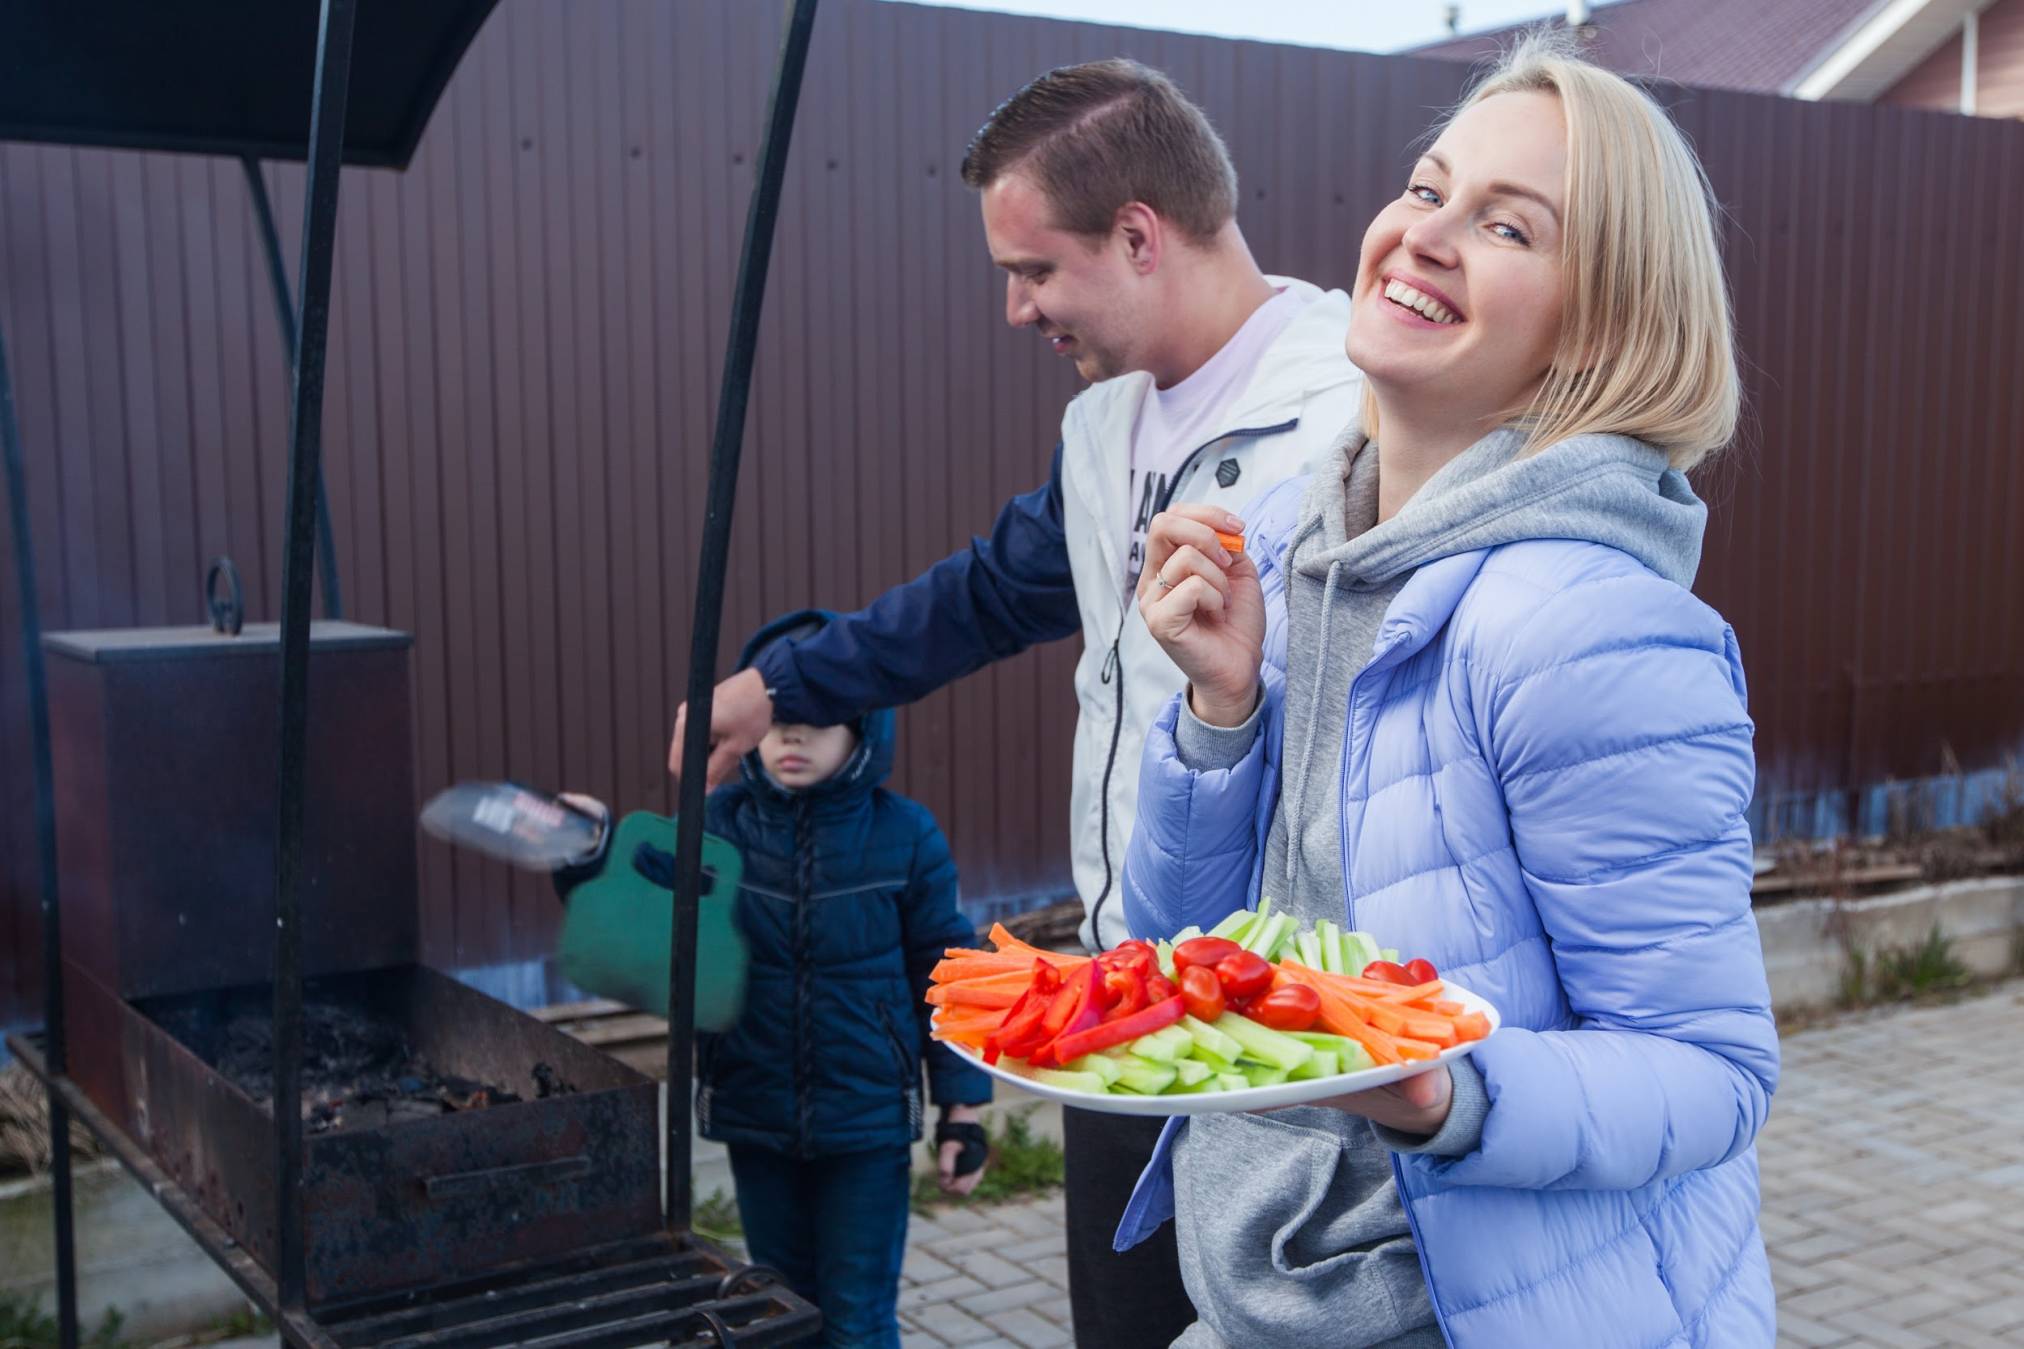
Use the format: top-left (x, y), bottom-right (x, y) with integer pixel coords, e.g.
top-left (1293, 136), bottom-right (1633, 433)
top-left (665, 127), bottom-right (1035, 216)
top-left (899, 811), bottom-right (993, 1108)
top-left (757, 443), bottom-right (1079, 726)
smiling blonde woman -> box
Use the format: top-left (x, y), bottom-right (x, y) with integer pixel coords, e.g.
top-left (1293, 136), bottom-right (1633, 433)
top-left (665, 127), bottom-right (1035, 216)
top-left (1118, 32), bottom-right (1776, 1349)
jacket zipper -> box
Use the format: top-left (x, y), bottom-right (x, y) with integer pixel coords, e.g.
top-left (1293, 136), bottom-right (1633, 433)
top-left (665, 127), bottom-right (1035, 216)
top-left (1339, 622), bottom-right (1450, 1343)
top-left (791, 797), bottom-right (815, 1156)
top-left (1086, 421), bottom-right (1298, 949)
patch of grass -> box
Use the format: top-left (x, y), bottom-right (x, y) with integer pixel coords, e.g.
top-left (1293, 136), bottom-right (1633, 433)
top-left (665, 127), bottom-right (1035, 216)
top-left (0, 1292), bottom-right (127, 1349)
top-left (209, 1304), bottom-right (273, 1341)
top-left (693, 1186), bottom-right (743, 1244)
top-left (1839, 922), bottom-right (1974, 1008)
top-left (912, 1105), bottom-right (1064, 1216)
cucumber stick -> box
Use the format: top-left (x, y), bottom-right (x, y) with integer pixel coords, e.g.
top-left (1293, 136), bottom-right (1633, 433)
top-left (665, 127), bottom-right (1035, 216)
top-left (1288, 1050), bottom-right (1341, 1081)
top-left (1025, 1066), bottom-right (1108, 1093)
top-left (1115, 1058), bottom-right (1178, 1094)
top-left (1130, 1024), bottom-right (1195, 1063)
top-left (1180, 1014), bottom-right (1245, 1064)
top-left (1064, 1054), bottom-right (1124, 1086)
top-left (1211, 1013), bottom-right (1314, 1072)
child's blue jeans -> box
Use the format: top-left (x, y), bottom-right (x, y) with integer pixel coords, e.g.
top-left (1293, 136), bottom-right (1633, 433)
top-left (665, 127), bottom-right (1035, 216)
top-left (727, 1142), bottom-right (913, 1348)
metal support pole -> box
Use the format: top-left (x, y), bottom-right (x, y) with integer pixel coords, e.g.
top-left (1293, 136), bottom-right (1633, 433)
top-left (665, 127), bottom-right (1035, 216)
top-left (242, 155), bottom-right (344, 621)
top-left (2, 318), bottom-right (77, 1349)
top-left (668, 0), bottom-right (819, 1231)
top-left (272, 0), bottom-right (358, 1313)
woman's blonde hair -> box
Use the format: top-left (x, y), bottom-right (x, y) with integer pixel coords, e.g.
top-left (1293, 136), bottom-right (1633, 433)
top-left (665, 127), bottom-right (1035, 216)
top-left (1368, 32), bottom-right (1740, 470)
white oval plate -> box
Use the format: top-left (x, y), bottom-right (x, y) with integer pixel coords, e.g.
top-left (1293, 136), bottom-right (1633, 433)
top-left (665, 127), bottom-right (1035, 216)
top-left (935, 979), bottom-right (1501, 1116)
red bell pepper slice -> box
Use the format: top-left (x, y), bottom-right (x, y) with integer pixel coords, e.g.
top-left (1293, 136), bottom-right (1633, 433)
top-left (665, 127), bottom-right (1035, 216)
top-left (984, 960), bottom-right (1060, 1063)
top-left (1102, 940), bottom-right (1158, 976)
top-left (1048, 995), bottom-right (1186, 1063)
top-left (1103, 966), bottom-right (1149, 1019)
top-left (1018, 961), bottom-right (1103, 1064)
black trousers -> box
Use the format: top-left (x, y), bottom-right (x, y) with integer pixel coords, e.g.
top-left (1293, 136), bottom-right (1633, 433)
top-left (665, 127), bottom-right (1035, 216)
top-left (1062, 1106), bottom-right (1197, 1348)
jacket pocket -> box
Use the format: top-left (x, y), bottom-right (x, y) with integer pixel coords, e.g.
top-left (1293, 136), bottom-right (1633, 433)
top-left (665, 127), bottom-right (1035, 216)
top-left (876, 1002), bottom-right (924, 1138)
top-left (1172, 1110), bottom-right (1433, 1346)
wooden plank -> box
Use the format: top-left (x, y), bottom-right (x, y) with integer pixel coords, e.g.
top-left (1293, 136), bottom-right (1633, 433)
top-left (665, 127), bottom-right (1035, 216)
top-left (530, 997), bottom-right (631, 1023)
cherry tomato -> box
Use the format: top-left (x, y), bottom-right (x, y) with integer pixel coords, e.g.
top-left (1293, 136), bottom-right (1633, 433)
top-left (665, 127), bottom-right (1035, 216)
top-left (1403, 957), bottom-right (1438, 984)
top-left (1173, 936), bottom-right (1244, 974)
top-left (1178, 965), bottom-right (1225, 1023)
top-left (1214, 950), bottom-right (1274, 1000)
top-left (1247, 984), bottom-right (1321, 1032)
top-left (1362, 960), bottom-right (1414, 986)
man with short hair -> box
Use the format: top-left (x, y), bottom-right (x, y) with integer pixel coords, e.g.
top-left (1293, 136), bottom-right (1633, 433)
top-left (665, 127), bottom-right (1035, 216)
top-left (673, 59), bottom-right (1362, 1348)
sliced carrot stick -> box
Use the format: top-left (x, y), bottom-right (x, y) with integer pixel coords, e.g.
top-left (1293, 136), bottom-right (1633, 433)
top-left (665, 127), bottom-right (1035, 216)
top-left (930, 1009), bottom-right (1007, 1033)
top-left (925, 983), bottom-right (1022, 1009)
top-left (1393, 1037), bottom-right (1441, 1061)
top-left (1452, 1011), bottom-right (1492, 1043)
top-left (986, 925), bottom-right (1086, 965)
top-left (927, 967), bottom-right (1037, 992)
top-left (1360, 999), bottom-right (1408, 1034)
top-left (933, 954), bottom-right (1029, 975)
top-left (1427, 999), bottom-right (1464, 1017)
top-left (1398, 1014), bottom-right (1459, 1047)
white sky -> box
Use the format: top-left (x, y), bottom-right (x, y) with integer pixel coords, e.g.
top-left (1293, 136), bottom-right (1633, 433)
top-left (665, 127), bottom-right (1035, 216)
top-left (881, 0), bottom-right (1578, 54)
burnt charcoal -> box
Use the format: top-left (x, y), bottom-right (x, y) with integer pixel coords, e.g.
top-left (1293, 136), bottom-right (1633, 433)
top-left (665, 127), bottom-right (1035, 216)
top-left (158, 998), bottom-right (532, 1133)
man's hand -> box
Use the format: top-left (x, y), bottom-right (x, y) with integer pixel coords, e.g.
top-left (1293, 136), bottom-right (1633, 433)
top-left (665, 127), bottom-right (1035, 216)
top-left (668, 668), bottom-right (773, 789)
top-left (937, 1104), bottom-right (989, 1197)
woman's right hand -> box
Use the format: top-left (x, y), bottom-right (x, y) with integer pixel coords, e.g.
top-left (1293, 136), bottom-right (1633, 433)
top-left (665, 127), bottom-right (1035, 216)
top-left (1137, 505), bottom-right (1263, 727)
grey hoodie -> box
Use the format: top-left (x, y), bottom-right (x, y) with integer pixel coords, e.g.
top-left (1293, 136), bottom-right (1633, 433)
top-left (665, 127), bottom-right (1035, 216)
top-left (1166, 423), bottom-right (1707, 1349)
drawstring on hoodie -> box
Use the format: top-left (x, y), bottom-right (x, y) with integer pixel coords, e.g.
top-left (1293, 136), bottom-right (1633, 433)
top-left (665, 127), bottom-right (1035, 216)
top-left (1284, 557), bottom-right (1341, 899)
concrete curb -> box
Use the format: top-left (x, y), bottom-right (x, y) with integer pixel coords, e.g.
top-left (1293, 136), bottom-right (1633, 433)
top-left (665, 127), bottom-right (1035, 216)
top-left (1757, 875), bottom-right (2024, 1013)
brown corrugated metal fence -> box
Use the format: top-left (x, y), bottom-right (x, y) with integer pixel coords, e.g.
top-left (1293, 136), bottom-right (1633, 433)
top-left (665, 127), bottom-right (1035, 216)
top-left (4, 0), bottom-right (2022, 1025)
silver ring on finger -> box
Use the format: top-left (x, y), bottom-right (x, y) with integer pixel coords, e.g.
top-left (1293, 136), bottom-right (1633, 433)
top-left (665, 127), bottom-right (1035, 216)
top-left (1153, 571), bottom-right (1174, 592)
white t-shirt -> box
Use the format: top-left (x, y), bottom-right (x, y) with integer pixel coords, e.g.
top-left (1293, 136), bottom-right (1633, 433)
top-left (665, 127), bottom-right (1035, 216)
top-left (1123, 286), bottom-right (1306, 594)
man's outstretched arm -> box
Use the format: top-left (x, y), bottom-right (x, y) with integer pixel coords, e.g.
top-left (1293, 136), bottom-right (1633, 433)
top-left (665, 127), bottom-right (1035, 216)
top-left (671, 443), bottom-right (1081, 786)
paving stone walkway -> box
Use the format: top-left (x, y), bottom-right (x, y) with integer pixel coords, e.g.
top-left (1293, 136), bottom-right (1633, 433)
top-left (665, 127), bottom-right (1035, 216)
top-left (1761, 980), bottom-right (2024, 1348)
top-left (894, 979), bottom-right (2024, 1347)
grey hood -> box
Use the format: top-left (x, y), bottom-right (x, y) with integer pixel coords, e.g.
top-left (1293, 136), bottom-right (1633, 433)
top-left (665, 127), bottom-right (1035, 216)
top-left (1292, 423), bottom-right (1707, 591)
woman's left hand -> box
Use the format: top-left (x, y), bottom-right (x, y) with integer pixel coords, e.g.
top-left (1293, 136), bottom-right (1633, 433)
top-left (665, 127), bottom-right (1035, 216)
top-left (1299, 1065), bottom-right (1452, 1136)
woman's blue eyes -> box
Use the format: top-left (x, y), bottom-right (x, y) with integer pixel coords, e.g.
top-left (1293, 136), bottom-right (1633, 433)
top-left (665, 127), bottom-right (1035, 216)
top-left (1405, 183), bottom-right (1531, 246)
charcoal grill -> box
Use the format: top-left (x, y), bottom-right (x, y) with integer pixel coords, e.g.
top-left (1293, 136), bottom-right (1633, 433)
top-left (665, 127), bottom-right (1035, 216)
top-left (4, 1), bottom-right (826, 1343)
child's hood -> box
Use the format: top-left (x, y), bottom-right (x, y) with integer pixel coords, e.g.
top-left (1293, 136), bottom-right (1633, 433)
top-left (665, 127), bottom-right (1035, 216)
top-left (734, 608), bottom-right (896, 801)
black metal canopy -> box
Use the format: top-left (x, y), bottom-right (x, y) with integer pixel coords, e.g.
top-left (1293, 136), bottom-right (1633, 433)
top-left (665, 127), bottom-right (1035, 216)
top-left (0, 1), bottom-right (497, 169)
